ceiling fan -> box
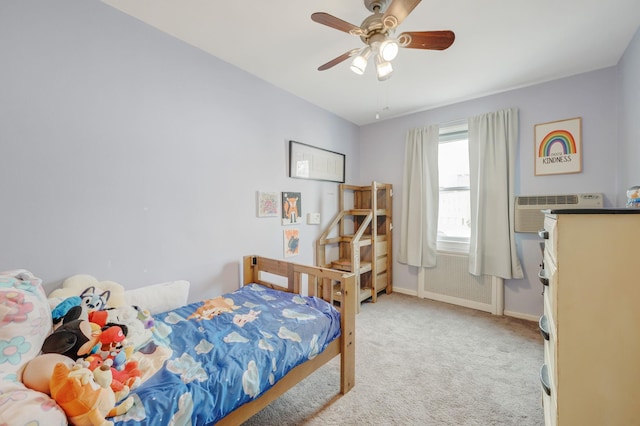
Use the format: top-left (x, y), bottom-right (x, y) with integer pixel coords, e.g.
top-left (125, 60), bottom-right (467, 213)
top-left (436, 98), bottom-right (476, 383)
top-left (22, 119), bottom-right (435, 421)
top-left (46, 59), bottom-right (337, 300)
top-left (311, 0), bottom-right (455, 81)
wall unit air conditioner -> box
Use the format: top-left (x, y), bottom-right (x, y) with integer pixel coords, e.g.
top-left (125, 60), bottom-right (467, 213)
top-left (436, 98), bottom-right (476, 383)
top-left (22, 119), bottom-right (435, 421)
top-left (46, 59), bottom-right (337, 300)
top-left (514, 193), bottom-right (603, 233)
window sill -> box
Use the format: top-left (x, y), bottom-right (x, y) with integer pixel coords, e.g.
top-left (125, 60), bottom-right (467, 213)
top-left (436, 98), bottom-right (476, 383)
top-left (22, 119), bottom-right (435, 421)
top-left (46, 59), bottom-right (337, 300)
top-left (436, 240), bottom-right (470, 254)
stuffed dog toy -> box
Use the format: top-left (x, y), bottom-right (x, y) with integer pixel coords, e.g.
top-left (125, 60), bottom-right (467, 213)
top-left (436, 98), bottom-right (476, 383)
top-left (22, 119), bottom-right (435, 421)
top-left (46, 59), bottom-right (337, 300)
top-left (50, 361), bottom-right (134, 426)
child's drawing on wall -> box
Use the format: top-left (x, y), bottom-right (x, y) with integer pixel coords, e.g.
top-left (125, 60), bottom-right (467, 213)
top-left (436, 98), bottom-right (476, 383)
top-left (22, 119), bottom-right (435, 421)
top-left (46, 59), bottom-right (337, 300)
top-left (282, 192), bottom-right (302, 225)
top-left (257, 191), bottom-right (279, 217)
top-left (284, 228), bottom-right (300, 258)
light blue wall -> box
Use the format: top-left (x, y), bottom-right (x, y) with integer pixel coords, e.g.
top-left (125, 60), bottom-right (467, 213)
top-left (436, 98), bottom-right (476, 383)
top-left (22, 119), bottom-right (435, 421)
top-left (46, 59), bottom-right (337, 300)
top-left (1, 0), bottom-right (637, 318)
top-left (0, 0), bottom-right (360, 300)
top-left (360, 64), bottom-right (632, 318)
top-left (619, 27), bottom-right (640, 204)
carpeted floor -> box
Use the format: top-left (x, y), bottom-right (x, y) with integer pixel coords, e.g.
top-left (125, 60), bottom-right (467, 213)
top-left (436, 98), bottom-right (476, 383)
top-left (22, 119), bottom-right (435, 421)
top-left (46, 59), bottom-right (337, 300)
top-left (244, 292), bottom-right (544, 426)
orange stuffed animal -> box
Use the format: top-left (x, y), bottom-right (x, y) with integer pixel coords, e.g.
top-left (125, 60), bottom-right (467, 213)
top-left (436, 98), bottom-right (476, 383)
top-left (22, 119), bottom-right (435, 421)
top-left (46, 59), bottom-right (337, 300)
top-left (49, 361), bottom-right (134, 426)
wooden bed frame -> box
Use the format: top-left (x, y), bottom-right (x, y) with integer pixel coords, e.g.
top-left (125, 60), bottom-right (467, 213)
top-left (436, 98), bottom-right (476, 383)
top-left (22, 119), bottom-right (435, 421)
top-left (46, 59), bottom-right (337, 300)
top-left (216, 255), bottom-right (356, 425)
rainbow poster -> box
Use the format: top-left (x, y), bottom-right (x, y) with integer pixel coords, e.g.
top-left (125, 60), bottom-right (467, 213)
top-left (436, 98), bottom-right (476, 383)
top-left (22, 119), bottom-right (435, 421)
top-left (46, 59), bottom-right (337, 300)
top-left (534, 117), bottom-right (582, 175)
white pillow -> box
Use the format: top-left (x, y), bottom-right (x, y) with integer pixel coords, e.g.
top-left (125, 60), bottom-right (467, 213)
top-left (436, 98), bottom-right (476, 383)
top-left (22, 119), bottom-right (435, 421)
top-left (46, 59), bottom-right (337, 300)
top-left (124, 280), bottom-right (190, 314)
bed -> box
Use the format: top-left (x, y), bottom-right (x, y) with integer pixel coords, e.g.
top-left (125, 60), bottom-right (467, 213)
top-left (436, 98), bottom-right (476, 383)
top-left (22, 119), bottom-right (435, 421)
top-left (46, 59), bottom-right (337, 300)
top-left (0, 255), bottom-right (356, 425)
top-left (220, 255), bottom-right (355, 425)
top-left (115, 255), bottom-right (356, 425)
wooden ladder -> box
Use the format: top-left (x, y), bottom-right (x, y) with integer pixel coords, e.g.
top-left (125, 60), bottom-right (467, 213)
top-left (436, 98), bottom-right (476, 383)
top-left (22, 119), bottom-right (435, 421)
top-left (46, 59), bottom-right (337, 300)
top-left (316, 181), bottom-right (393, 311)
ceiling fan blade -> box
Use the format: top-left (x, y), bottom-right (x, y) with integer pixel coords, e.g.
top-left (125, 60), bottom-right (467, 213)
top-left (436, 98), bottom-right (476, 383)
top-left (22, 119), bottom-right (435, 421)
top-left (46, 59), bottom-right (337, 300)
top-left (318, 49), bottom-right (360, 71)
top-left (382, 0), bottom-right (422, 29)
top-left (400, 30), bottom-right (455, 50)
top-left (311, 12), bottom-right (363, 35)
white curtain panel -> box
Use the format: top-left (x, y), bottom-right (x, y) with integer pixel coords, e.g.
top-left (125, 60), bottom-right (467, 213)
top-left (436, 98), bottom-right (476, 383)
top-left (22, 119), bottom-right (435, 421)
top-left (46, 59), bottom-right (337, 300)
top-left (467, 107), bottom-right (523, 279)
top-left (398, 125), bottom-right (439, 268)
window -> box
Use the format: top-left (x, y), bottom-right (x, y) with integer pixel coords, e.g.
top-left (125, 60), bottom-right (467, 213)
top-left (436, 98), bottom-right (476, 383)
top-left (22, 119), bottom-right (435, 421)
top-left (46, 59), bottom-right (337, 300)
top-left (437, 123), bottom-right (470, 253)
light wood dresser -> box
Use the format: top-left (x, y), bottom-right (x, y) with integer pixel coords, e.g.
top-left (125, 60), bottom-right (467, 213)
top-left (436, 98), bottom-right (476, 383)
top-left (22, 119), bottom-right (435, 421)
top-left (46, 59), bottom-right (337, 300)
top-left (538, 208), bottom-right (640, 426)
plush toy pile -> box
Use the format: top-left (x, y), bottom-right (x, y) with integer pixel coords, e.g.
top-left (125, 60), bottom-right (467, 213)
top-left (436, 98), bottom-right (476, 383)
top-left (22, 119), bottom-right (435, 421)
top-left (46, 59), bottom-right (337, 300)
top-left (20, 274), bottom-right (157, 426)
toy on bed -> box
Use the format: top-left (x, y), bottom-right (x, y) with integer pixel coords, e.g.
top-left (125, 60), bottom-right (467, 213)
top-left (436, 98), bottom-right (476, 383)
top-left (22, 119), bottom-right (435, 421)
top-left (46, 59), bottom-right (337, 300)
top-left (41, 305), bottom-right (102, 360)
top-left (0, 270), bottom-right (187, 425)
top-left (49, 360), bottom-right (134, 426)
top-left (47, 275), bottom-right (152, 354)
top-left (22, 306), bottom-right (139, 399)
top-left (48, 275), bottom-right (126, 325)
top-left (92, 305), bottom-right (155, 351)
top-left (84, 354), bottom-right (142, 393)
top-left (93, 324), bottom-right (142, 391)
top-left (21, 352), bottom-right (76, 395)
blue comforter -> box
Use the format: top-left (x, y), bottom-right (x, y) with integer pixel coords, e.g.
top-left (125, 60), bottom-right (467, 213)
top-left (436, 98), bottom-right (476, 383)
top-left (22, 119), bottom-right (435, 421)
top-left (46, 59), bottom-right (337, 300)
top-left (113, 284), bottom-right (341, 425)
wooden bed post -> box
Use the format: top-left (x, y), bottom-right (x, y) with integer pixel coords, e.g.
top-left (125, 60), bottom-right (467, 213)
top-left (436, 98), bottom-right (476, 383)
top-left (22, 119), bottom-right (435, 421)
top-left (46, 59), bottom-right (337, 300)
top-left (339, 272), bottom-right (356, 394)
top-left (242, 255), bottom-right (258, 286)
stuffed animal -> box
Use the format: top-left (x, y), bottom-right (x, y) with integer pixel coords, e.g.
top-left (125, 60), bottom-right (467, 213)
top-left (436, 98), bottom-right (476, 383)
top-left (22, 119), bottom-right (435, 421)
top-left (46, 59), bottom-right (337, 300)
top-left (48, 275), bottom-right (126, 315)
top-left (50, 361), bottom-right (134, 426)
top-left (98, 324), bottom-right (142, 390)
top-left (41, 306), bottom-right (102, 360)
top-left (51, 295), bottom-right (84, 324)
top-left (52, 286), bottom-right (115, 326)
top-left (21, 353), bottom-right (76, 395)
top-left (83, 355), bottom-right (142, 393)
top-left (96, 325), bottom-right (127, 369)
top-left (134, 305), bottom-right (154, 330)
top-left (90, 305), bottom-right (154, 350)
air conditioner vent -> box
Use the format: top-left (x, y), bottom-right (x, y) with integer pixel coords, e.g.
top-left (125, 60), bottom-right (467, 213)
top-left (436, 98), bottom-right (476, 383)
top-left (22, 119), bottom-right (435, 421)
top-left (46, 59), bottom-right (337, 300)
top-left (515, 193), bottom-right (603, 233)
top-left (517, 195), bottom-right (579, 206)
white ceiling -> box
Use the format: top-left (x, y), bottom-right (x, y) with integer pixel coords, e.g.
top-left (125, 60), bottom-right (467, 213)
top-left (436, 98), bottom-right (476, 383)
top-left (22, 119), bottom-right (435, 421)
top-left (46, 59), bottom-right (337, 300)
top-left (101, 0), bottom-right (640, 126)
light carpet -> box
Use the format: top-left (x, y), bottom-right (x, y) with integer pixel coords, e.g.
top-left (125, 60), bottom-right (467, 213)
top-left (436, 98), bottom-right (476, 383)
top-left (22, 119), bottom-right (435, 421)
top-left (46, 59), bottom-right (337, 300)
top-left (244, 292), bottom-right (544, 426)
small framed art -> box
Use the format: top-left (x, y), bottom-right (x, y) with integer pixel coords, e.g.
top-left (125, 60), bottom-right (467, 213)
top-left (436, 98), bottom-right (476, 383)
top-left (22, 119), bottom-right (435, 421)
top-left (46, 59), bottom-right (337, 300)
top-left (281, 192), bottom-right (302, 225)
top-left (284, 228), bottom-right (300, 258)
top-left (257, 191), bottom-right (279, 217)
top-left (534, 117), bottom-right (582, 176)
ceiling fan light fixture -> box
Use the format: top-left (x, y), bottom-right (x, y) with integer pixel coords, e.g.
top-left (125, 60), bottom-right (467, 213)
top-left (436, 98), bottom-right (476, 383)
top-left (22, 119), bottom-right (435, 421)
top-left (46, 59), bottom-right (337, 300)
top-left (350, 47), bottom-right (371, 75)
top-left (379, 39), bottom-right (399, 61)
top-left (312, 1), bottom-right (456, 80)
top-left (375, 54), bottom-right (393, 81)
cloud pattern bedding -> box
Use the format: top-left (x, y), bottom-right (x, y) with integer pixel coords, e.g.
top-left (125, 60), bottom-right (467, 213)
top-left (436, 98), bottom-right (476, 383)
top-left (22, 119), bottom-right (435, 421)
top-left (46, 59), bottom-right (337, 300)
top-left (112, 284), bottom-right (342, 425)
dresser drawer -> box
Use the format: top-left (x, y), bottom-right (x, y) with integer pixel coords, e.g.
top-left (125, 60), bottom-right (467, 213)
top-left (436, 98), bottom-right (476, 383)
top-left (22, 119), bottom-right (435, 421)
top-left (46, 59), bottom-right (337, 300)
top-left (542, 315), bottom-right (557, 398)
top-left (542, 215), bottom-right (558, 263)
top-left (543, 252), bottom-right (557, 323)
top-left (541, 335), bottom-right (558, 425)
top-left (542, 381), bottom-right (557, 426)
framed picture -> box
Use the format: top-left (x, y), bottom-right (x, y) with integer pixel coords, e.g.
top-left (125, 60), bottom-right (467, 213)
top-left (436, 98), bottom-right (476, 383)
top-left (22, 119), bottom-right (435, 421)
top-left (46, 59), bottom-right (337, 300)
top-left (289, 140), bottom-right (345, 183)
top-left (534, 117), bottom-right (582, 176)
top-left (283, 228), bottom-right (300, 258)
top-left (281, 192), bottom-right (302, 225)
top-left (257, 191), bottom-right (279, 217)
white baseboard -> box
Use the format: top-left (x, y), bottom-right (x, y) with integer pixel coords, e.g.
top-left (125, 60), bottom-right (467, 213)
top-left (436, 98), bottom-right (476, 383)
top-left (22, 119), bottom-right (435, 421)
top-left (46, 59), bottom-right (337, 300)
top-left (422, 291), bottom-right (496, 314)
top-left (391, 289), bottom-right (539, 322)
top-left (503, 310), bottom-right (539, 322)
top-left (391, 287), bottom-right (417, 297)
